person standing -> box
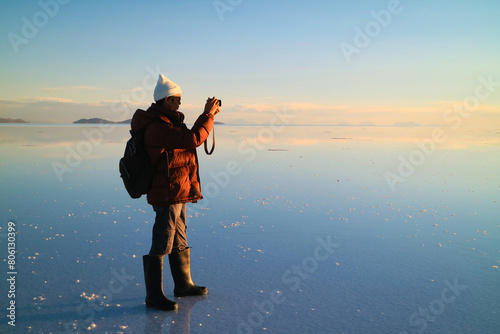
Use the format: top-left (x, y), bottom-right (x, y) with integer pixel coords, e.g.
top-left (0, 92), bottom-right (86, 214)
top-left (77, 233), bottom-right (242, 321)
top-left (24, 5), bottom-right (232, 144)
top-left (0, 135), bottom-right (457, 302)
top-left (130, 74), bottom-right (220, 311)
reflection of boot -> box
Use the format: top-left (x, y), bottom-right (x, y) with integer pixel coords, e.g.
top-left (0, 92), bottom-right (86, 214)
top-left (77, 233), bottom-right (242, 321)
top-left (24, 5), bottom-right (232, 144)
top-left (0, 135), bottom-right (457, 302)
top-left (171, 296), bottom-right (207, 334)
top-left (169, 248), bottom-right (208, 297)
top-left (143, 255), bottom-right (178, 311)
top-left (145, 308), bottom-right (173, 334)
top-left (145, 295), bottom-right (207, 334)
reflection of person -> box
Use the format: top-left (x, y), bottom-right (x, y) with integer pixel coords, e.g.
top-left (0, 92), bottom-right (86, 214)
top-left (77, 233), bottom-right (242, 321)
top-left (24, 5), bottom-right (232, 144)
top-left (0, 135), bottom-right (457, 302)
top-left (131, 74), bottom-right (220, 311)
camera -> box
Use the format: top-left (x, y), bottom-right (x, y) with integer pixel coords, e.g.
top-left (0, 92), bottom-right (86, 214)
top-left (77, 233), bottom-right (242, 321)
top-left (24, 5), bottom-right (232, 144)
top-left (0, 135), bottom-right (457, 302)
top-left (218, 99), bottom-right (222, 107)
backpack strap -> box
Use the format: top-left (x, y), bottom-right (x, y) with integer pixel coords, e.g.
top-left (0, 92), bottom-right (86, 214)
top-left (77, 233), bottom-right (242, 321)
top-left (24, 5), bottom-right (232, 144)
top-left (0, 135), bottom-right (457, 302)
top-left (137, 119), bottom-right (171, 180)
top-left (162, 151), bottom-right (170, 178)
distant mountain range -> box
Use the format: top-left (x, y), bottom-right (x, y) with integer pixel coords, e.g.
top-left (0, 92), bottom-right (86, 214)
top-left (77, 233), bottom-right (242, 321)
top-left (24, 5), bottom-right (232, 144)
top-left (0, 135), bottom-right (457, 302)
top-left (73, 118), bottom-right (132, 124)
top-left (392, 121), bottom-right (421, 127)
top-left (0, 118), bottom-right (29, 123)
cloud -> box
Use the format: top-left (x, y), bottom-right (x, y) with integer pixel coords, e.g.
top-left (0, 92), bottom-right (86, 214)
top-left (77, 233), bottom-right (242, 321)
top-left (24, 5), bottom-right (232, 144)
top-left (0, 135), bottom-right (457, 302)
top-left (34, 97), bottom-right (75, 103)
top-left (0, 100), bottom-right (24, 107)
top-left (434, 100), bottom-right (500, 113)
top-left (2, 97), bottom-right (75, 104)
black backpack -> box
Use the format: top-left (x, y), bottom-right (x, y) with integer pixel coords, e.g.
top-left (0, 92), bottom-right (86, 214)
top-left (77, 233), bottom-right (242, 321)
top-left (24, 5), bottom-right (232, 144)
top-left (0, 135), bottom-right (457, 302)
top-left (119, 125), bottom-right (167, 199)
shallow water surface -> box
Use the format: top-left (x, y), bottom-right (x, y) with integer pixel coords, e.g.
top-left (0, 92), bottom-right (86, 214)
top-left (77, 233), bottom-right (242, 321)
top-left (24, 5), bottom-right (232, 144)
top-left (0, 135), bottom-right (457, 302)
top-left (0, 124), bottom-right (498, 333)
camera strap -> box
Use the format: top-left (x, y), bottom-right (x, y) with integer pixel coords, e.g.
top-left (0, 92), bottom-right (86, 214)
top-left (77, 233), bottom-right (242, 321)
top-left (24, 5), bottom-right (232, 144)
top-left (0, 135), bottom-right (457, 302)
top-left (204, 126), bottom-right (215, 155)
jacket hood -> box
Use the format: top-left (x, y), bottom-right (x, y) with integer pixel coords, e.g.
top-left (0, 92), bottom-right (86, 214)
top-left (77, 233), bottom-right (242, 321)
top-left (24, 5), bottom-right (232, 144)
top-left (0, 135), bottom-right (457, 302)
top-left (131, 103), bottom-right (185, 133)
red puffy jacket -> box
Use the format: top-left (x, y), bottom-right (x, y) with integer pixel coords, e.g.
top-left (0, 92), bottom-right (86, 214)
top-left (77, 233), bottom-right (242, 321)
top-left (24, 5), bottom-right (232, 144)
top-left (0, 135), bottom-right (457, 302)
top-left (130, 103), bottom-right (214, 206)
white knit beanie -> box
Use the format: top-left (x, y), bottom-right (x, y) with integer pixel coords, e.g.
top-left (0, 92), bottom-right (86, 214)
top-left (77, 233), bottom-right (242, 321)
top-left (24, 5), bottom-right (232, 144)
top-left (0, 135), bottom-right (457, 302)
top-left (153, 74), bottom-right (182, 101)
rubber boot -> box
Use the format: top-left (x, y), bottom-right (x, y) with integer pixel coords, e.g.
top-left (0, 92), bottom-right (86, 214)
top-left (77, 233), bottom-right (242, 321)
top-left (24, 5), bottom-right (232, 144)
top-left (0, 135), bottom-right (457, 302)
top-left (168, 248), bottom-right (208, 297)
top-left (143, 255), bottom-right (178, 311)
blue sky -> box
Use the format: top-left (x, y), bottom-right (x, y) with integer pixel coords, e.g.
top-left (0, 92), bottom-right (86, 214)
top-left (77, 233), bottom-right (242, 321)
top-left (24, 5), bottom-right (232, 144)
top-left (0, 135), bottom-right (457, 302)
top-left (0, 0), bottom-right (499, 125)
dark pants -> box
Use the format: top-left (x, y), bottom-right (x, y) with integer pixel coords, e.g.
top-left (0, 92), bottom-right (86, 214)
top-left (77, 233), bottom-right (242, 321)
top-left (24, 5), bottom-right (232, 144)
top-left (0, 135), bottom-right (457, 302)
top-left (149, 203), bottom-right (188, 256)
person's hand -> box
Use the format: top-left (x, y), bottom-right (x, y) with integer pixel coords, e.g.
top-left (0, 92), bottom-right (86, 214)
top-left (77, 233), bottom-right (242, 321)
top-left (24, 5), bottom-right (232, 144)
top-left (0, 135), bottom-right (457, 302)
top-left (204, 97), bottom-right (220, 117)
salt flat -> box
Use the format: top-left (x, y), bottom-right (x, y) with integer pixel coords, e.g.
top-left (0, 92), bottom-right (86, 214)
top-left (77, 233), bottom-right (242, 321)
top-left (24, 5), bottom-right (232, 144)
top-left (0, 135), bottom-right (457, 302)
top-left (0, 124), bottom-right (498, 334)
